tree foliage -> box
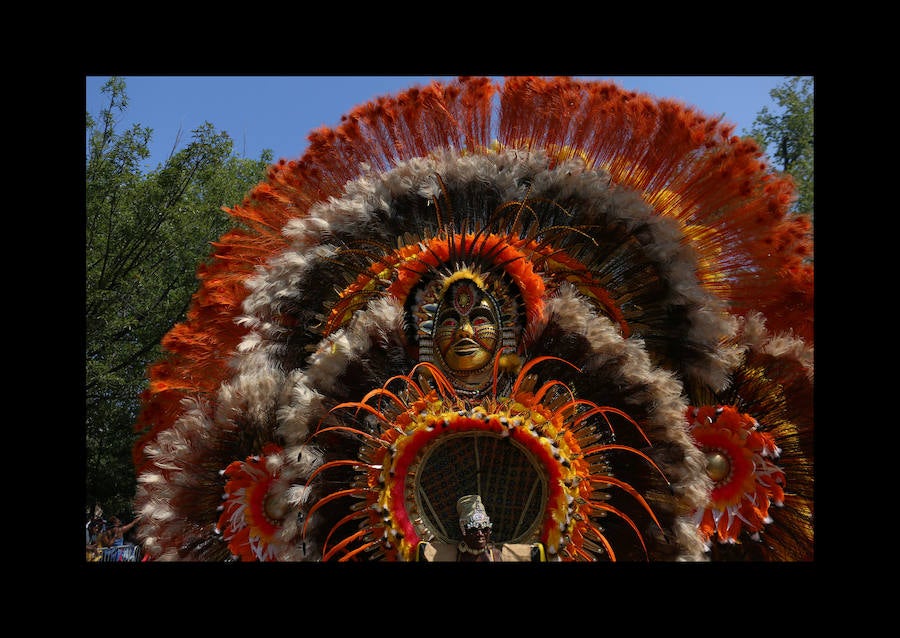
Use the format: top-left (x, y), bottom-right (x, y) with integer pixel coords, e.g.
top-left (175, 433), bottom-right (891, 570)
top-left (85, 77), bottom-right (271, 519)
top-left (748, 76), bottom-right (814, 218)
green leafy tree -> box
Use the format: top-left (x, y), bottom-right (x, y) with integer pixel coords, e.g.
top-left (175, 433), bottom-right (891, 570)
top-left (748, 76), bottom-right (814, 218)
top-left (85, 77), bottom-right (271, 519)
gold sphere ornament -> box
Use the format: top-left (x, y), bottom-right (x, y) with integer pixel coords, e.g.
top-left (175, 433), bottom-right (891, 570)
top-left (705, 450), bottom-right (731, 483)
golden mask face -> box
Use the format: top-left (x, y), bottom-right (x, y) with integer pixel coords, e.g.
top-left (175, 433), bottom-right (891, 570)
top-left (434, 280), bottom-right (500, 374)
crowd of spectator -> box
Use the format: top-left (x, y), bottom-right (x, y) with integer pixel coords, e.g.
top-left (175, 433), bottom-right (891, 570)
top-left (85, 513), bottom-right (143, 562)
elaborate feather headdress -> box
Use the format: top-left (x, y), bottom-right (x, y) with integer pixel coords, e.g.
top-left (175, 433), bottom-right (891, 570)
top-left (132, 76), bottom-right (813, 562)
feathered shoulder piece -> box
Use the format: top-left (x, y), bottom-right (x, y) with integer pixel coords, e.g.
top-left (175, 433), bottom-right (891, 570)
top-left (132, 77), bottom-right (813, 562)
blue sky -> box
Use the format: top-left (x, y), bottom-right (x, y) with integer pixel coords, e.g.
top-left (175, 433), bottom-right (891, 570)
top-left (85, 76), bottom-right (798, 172)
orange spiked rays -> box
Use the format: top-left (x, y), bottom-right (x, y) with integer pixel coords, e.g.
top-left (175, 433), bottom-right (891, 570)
top-left (304, 355), bottom-right (670, 561)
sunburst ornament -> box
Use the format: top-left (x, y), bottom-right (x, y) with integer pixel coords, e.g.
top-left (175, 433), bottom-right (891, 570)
top-left (217, 444), bottom-right (294, 561)
top-left (304, 355), bottom-right (669, 561)
top-left (687, 405), bottom-right (785, 546)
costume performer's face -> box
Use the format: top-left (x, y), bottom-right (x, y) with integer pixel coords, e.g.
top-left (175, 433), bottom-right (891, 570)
top-left (463, 525), bottom-right (491, 550)
top-left (434, 280), bottom-right (499, 374)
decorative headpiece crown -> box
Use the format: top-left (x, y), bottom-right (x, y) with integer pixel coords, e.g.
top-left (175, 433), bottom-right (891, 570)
top-left (457, 494), bottom-right (492, 533)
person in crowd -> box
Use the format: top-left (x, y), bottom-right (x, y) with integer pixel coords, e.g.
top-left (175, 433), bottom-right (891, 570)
top-left (106, 515), bottom-right (140, 547)
top-left (85, 518), bottom-right (106, 562)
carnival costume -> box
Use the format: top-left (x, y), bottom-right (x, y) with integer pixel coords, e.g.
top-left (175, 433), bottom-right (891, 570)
top-left (132, 77), bottom-right (813, 562)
